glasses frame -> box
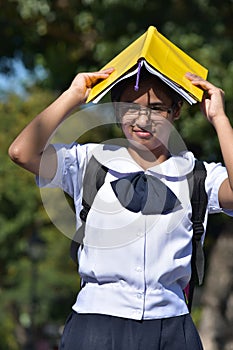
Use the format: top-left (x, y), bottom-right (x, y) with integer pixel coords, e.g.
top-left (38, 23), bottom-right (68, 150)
top-left (115, 102), bottom-right (174, 125)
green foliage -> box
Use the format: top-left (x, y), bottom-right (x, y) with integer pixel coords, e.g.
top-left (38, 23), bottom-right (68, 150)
top-left (0, 90), bottom-right (78, 348)
top-left (1, 0), bottom-right (233, 95)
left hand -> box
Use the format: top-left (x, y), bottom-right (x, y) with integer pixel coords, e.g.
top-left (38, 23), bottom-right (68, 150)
top-left (185, 72), bottom-right (226, 124)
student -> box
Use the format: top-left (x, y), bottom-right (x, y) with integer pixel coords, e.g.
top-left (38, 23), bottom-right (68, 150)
top-left (9, 36), bottom-right (233, 350)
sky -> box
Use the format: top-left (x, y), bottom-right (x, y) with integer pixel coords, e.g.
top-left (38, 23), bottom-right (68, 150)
top-left (0, 57), bottom-right (47, 99)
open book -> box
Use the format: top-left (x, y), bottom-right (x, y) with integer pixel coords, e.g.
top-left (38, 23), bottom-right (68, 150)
top-left (86, 26), bottom-right (208, 105)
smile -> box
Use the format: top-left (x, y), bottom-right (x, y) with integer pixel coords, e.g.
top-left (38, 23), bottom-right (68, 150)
top-left (133, 127), bottom-right (153, 138)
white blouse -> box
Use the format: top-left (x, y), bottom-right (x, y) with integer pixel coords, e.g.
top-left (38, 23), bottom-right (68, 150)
top-left (37, 142), bottom-right (232, 320)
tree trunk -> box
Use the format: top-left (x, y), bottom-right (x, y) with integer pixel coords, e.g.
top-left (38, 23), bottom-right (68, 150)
top-left (199, 224), bottom-right (233, 350)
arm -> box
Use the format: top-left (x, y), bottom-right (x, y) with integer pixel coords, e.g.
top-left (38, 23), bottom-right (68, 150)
top-left (186, 72), bottom-right (233, 209)
top-left (8, 68), bottom-right (114, 179)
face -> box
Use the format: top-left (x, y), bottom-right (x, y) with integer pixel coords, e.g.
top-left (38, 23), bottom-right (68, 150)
top-left (118, 78), bottom-right (181, 153)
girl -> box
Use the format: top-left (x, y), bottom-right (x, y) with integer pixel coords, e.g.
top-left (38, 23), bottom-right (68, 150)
top-left (9, 66), bottom-right (233, 349)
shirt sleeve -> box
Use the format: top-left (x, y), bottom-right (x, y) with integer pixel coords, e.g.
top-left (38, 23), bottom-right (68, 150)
top-left (204, 161), bottom-right (233, 216)
top-left (36, 142), bottom-right (94, 198)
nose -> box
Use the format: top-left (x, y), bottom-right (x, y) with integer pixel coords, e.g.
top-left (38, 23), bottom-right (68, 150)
top-left (136, 110), bottom-right (150, 126)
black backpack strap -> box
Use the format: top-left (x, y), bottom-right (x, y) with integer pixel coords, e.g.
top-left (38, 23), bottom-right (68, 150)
top-left (71, 156), bottom-right (208, 312)
top-left (187, 160), bottom-right (208, 311)
top-left (70, 156), bottom-right (108, 262)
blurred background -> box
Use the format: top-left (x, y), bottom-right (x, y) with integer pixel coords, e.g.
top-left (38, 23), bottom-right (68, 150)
top-left (0, 0), bottom-right (232, 349)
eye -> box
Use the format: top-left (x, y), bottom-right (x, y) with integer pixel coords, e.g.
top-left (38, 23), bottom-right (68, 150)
top-left (127, 107), bottom-right (139, 114)
top-left (121, 103), bottom-right (140, 115)
top-left (150, 105), bottom-right (167, 112)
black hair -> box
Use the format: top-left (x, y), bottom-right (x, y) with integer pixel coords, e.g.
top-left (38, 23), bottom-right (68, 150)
top-left (110, 66), bottom-right (183, 107)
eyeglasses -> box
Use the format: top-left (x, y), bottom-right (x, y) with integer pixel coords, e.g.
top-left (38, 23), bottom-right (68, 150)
top-left (117, 103), bottom-right (173, 123)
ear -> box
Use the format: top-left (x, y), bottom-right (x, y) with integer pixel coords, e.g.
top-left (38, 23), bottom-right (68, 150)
top-left (173, 101), bottom-right (183, 120)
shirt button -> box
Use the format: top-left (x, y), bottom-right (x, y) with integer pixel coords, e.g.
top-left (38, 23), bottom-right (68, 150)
top-left (137, 293), bottom-right (143, 299)
top-left (136, 232), bottom-right (144, 237)
top-left (135, 266), bottom-right (142, 272)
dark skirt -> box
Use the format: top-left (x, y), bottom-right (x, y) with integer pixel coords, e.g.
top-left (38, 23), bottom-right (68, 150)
top-left (59, 311), bottom-right (203, 350)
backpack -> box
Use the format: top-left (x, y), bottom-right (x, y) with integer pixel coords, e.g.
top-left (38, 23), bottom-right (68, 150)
top-left (70, 156), bottom-right (208, 312)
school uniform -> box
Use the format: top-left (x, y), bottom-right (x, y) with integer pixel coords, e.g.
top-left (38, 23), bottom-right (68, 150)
top-left (38, 142), bottom-right (233, 350)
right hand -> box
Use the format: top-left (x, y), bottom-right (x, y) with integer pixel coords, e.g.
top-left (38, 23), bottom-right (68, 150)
top-left (69, 68), bottom-right (115, 104)
top-left (8, 67), bottom-right (114, 178)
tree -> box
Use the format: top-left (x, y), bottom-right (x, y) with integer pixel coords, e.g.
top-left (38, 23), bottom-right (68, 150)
top-left (0, 89), bottom-right (80, 349)
top-left (199, 223), bottom-right (233, 350)
top-left (1, 0), bottom-right (233, 100)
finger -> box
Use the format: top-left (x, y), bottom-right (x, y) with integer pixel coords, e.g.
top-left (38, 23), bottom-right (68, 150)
top-left (185, 72), bottom-right (208, 86)
top-left (185, 72), bottom-right (207, 81)
top-left (185, 72), bottom-right (222, 93)
top-left (85, 68), bottom-right (114, 87)
top-left (100, 67), bottom-right (115, 74)
top-left (94, 67), bottom-right (115, 78)
top-left (93, 68), bottom-right (114, 81)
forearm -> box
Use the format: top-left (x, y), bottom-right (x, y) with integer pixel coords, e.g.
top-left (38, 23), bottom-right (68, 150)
top-left (8, 87), bottom-right (82, 173)
top-left (25, 88), bottom-right (81, 153)
top-left (185, 72), bottom-right (233, 208)
top-left (9, 68), bottom-right (114, 174)
top-left (213, 114), bottom-right (233, 189)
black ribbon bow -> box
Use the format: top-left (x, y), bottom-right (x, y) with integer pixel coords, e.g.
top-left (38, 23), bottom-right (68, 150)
top-left (111, 172), bottom-right (181, 215)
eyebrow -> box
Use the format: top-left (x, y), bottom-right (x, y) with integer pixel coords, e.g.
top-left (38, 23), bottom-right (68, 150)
top-left (120, 101), bottom-right (165, 106)
top-left (148, 102), bottom-right (165, 107)
top-left (119, 101), bottom-right (169, 111)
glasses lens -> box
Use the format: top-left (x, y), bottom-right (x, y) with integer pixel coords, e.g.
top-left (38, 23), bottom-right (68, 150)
top-left (118, 103), bottom-right (171, 122)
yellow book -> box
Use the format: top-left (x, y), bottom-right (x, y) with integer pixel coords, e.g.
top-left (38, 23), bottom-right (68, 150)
top-left (86, 26), bottom-right (208, 104)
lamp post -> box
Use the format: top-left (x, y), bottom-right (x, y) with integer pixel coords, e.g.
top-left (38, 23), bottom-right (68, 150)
top-left (25, 228), bottom-right (45, 350)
